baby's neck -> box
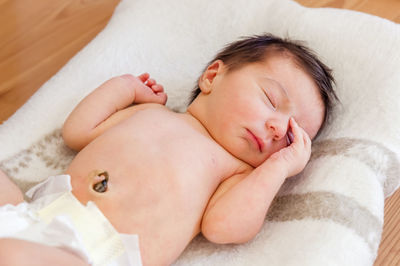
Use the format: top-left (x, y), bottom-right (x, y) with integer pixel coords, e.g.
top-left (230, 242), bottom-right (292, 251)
top-left (182, 104), bottom-right (213, 140)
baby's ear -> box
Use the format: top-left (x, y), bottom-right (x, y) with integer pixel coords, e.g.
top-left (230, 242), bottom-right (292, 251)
top-left (199, 60), bottom-right (225, 94)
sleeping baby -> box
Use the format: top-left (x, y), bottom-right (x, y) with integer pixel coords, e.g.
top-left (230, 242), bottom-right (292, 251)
top-left (0, 34), bottom-right (338, 265)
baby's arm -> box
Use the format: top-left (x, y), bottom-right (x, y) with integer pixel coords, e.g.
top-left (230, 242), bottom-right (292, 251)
top-left (0, 169), bottom-right (23, 206)
top-left (201, 118), bottom-right (311, 244)
top-left (62, 73), bottom-right (167, 151)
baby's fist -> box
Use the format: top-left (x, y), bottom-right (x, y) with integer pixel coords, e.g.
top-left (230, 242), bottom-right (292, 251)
top-left (268, 118), bottom-right (311, 178)
top-left (123, 73), bottom-right (167, 105)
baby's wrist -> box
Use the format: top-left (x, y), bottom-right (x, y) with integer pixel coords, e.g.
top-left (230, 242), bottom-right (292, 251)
top-left (261, 159), bottom-right (289, 179)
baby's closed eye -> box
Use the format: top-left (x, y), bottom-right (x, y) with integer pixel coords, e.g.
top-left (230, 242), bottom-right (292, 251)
top-left (262, 88), bottom-right (276, 110)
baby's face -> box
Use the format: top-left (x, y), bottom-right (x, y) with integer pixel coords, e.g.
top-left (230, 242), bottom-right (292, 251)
top-left (198, 54), bottom-right (324, 167)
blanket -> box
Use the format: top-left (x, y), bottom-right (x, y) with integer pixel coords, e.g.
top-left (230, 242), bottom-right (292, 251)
top-left (1, 0), bottom-right (399, 265)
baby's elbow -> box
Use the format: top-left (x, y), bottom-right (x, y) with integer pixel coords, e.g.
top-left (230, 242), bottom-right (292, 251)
top-left (62, 124), bottom-right (84, 151)
top-left (201, 218), bottom-right (254, 244)
top-left (201, 221), bottom-right (227, 244)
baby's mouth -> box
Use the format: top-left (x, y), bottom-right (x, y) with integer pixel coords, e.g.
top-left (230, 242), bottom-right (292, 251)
top-left (246, 129), bottom-right (264, 152)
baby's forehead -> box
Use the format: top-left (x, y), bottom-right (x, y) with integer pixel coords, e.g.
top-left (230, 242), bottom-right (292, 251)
top-left (297, 98), bottom-right (325, 140)
top-left (260, 46), bottom-right (300, 64)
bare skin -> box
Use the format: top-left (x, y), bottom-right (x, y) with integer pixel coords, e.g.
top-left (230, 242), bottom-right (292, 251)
top-left (0, 238), bottom-right (89, 266)
top-left (0, 169), bottom-right (23, 206)
top-left (0, 55), bottom-right (324, 265)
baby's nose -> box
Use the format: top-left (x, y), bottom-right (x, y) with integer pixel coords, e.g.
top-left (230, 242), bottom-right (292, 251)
top-left (266, 118), bottom-right (289, 141)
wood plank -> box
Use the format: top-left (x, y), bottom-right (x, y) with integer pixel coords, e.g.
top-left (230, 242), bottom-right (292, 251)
top-left (296, 0), bottom-right (400, 23)
top-left (0, 0), bottom-right (120, 123)
top-left (375, 190), bottom-right (400, 265)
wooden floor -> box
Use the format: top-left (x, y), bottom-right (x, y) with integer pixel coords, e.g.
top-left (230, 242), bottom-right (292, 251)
top-left (0, 0), bottom-right (399, 265)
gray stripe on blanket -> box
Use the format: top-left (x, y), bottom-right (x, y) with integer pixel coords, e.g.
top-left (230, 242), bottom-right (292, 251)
top-left (266, 191), bottom-right (382, 252)
top-left (311, 138), bottom-right (400, 197)
top-left (0, 129), bottom-right (75, 192)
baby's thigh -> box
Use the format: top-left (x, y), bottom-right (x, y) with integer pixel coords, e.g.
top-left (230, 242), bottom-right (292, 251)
top-left (0, 169), bottom-right (23, 206)
top-left (0, 238), bottom-right (89, 266)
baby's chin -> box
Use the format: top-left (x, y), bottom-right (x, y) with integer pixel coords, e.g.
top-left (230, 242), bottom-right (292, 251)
top-left (241, 154), bottom-right (271, 168)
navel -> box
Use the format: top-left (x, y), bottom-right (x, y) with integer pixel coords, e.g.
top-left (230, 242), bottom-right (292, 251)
top-left (89, 170), bottom-right (109, 193)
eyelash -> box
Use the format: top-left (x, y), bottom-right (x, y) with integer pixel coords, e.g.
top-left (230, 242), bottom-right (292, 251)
top-left (263, 89), bottom-right (276, 109)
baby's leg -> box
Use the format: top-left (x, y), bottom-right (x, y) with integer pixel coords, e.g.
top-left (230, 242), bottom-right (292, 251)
top-left (0, 238), bottom-right (89, 266)
top-left (0, 169), bottom-right (24, 206)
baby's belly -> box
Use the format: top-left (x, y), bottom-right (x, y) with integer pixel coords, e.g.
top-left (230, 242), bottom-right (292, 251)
top-left (67, 150), bottom-right (216, 264)
top-left (65, 117), bottom-right (230, 264)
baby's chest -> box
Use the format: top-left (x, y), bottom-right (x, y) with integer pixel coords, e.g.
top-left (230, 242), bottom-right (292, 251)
top-left (100, 112), bottom-right (237, 177)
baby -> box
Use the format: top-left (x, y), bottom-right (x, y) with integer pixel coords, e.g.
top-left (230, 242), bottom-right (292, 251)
top-left (0, 34), bottom-right (337, 265)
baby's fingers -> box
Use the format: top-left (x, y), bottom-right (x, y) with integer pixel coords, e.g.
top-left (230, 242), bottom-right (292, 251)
top-left (135, 88), bottom-right (168, 105)
top-left (289, 118), bottom-right (302, 144)
top-left (138, 73), bottom-right (150, 83)
top-left (146, 79), bottom-right (164, 93)
top-left (146, 78), bottom-right (156, 87)
top-left (153, 91), bottom-right (168, 105)
top-left (289, 118), bottom-right (311, 147)
top-left (151, 84), bottom-right (164, 93)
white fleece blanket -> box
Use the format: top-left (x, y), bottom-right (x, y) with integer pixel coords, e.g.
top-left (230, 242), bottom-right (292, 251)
top-left (1, 0), bottom-right (399, 265)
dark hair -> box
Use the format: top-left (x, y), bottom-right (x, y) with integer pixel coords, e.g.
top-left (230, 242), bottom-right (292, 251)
top-left (189, 34), bottom-right (339, 135)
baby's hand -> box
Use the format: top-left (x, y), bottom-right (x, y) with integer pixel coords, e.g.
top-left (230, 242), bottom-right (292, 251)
top-left (123, 73), bottom-right (167, 105)
top-left (267, 117), bottom-right (312, 178)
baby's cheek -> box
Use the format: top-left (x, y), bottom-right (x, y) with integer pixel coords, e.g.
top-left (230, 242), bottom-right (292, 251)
top-left (270, 140), bottom-right (288, 155)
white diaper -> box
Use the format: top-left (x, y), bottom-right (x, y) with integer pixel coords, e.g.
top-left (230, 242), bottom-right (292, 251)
top-left (0, 175), bottom-right (142, 266)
